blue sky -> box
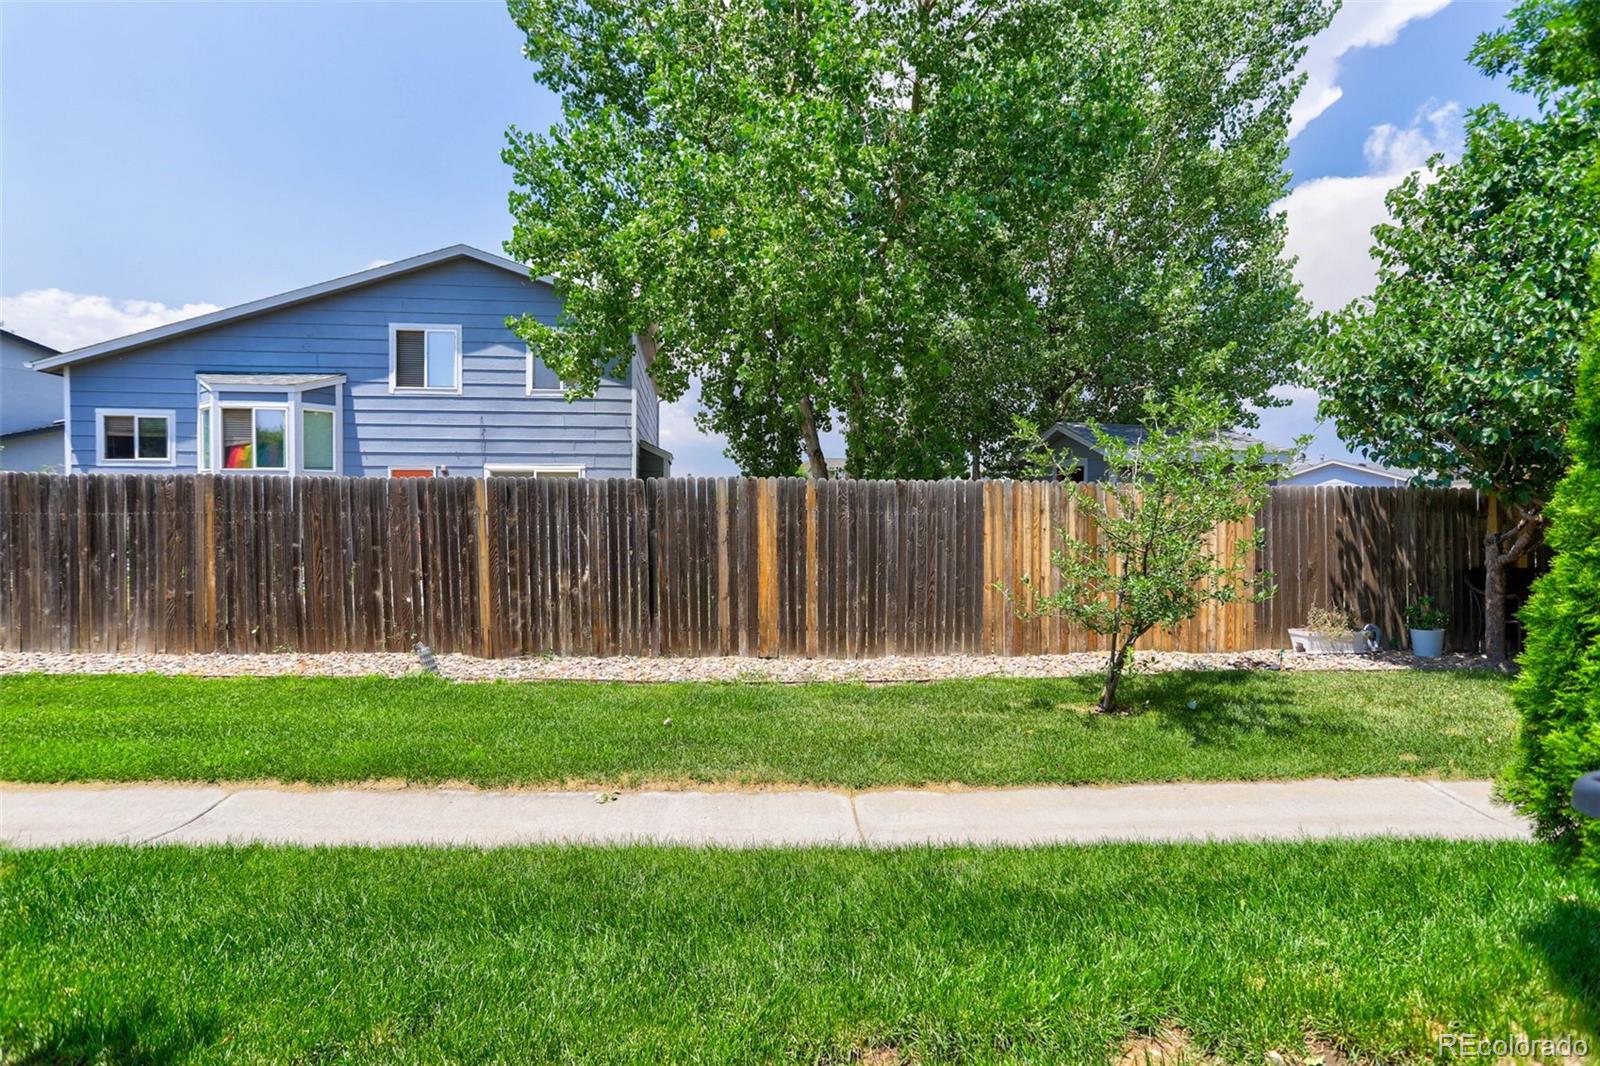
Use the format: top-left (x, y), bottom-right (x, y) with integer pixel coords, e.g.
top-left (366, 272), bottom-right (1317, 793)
top-left (1, 0), bottom-right (1529, 473)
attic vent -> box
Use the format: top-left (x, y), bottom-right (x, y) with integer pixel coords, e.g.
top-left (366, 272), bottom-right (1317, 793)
top-left (394, 329), bottom-right (426, 388)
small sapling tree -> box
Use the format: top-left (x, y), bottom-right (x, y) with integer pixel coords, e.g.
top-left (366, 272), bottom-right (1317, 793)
top-left (1009, 392), bottom-right (1295, 712)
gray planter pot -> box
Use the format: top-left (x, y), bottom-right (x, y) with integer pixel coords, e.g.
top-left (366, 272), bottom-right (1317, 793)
top-left (1288, 627), bottom-right (1372, 655)
top-left (1409, 628), bottom-right (1445, 658)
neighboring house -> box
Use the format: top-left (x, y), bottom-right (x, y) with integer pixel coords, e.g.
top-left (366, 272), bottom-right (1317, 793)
top-left (27, 246), bottom-right (670, 479)
top-left (0, 329), bottom-right (65, 471)
top-left (1042, 422), bottom-right (1290, 482)
top-left (1278, 458), bottom-right (1414, 488)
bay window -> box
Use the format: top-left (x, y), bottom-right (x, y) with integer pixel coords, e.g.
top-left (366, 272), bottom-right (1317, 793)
top-left (194, 376), bottom-right (343, 475)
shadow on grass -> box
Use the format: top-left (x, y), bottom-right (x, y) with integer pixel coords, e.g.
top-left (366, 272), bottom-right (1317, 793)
top-left (1121, 671), bottom-right (1341, 748)
top-left (10, 998), bottom-right (220, 1065)
top-left (1524, 896), bottom-right (1600, 1040)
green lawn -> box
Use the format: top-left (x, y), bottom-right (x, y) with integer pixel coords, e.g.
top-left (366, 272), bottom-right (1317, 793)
top-left (0, 670), bottom-right (1515, 788)
top-left (4, 840), bottom-right (1594, 1063)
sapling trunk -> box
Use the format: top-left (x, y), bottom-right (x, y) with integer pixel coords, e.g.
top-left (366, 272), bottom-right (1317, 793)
top-left (1099, 640), bottom-right (1133, 713)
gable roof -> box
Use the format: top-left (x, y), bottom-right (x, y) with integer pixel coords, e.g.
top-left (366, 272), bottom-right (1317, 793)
top-left (1286, 458), bottom-right (1414, 483)
top-left (28, 245), bottom-right (543, 374)
top-left (1, 329), bottom-right (60, 357)
top-left (1043, 421), bottom-right (1293, 462)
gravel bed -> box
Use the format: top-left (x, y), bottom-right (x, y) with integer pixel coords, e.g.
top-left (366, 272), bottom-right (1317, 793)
top-left (0, 649), bottom-right (1493, 683)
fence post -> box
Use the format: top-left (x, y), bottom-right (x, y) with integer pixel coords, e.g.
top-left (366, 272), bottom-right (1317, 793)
top-left (756, 477), bottom-right (779, 656)
top-left (474, 476), bottom-right (494, 658)
top-left (195, 475), bottom-right (217, 653)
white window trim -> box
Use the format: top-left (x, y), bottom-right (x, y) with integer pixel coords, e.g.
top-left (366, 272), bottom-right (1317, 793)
top-left (525, 348), bottom-right (570, 397)
top-left (214, 402), bottom-right (291, 473)
top-left (198, 399), bottom-right (212, 472)
top-left (94, 408), bottom-right (176, 466)
top-left (482, 463), bottom-right (586, 479)
top-left (389, 323), bottom-right (463, 394)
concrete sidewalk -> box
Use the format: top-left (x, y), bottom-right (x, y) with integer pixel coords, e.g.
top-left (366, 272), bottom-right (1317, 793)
top-left (1, 778), bottom-right (1530, 848)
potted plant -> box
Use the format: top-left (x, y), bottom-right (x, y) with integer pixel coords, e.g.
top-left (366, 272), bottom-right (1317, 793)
top-left (1404, 595), bottom-right (1450, 658)
top-left (1288, 604), bottom-right (1374, 654)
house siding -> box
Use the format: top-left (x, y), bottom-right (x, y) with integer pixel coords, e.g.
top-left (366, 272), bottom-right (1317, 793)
top-left (1, 333), bottom-right (63, 438)
top-left (65, 258), bottom-right (641, 478)
top-left (632, 345), bottom-right (659, 448)
top-left (0, 427), bottom-right (65, 472)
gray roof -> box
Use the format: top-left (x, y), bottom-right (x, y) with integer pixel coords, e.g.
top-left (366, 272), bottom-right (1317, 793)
top-left (1, 329), bottom-right (60, 356)
top-left (0, 419), bottom-right (64, 441)
top-left (28, 245), bottom-right (545, 374)
top-left (197, 373), bottom-right (347, 388)
top-left (1044, 421), bottom-right (1292, 460)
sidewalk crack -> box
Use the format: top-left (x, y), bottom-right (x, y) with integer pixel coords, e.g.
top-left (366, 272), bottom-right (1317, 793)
top-left (1417, 779), bottom-right (1521, 828)
top-left (140, 790), bottom-right (236, 844)
top-left (847, 791), bottom-right (866, 845)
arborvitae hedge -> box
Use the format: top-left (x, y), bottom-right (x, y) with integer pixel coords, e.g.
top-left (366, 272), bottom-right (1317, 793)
top-left (1503, 260), bottom-right (1600, 873)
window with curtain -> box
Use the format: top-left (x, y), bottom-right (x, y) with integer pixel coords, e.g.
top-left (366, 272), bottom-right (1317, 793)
top-left (99, 412), bottom-right (170, 462)
top-left (220, 407), bottom-right (286, 470)
top-left (392, 326), bottom-right (459, 390)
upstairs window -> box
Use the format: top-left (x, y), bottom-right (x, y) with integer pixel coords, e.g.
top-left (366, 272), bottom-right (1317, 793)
top-left (97, 410), bottom-right (173, 465)
top-left (391, 325), bottom-right (460, 391)
top-left (527, 350), bottom-right (569, 393)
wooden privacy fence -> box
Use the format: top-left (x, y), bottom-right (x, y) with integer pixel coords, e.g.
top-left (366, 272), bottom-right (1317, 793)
top-left (0, 473), bottom-right (1496, 658)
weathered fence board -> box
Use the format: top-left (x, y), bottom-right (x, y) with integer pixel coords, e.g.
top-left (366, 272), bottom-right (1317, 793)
top-left (0, 473), bottom-right (1518, 657)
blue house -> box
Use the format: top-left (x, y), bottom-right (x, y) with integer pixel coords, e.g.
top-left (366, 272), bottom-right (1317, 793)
top-left (27, 245), bottom-right (671, 480)
top-left (1, 329), bottom-right (65, 472)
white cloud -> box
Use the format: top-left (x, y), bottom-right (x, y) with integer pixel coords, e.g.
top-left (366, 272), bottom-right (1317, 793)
top-left (366, 258), bottom-right (394, 270)
top-left (658, 383), bottom-right (741, 476)
top-left (0, 289), bottom-right (223, 352)
top-left (1261, 99), bottom-right (1464, 459)
top-left (1278, 99), bottom-right (1462, 311)
top-left (1289, 0), bottom-right (1452, 139)
top-left (1363, 99), bottom-right (1463, 173)
top-left (657, 377), bottom-right (848, 476)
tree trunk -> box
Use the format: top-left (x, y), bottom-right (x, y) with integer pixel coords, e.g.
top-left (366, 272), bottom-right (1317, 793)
top-left (1481, 509), bottom-right (1544, 664)
top-left (797, 396), bottom-right (828, 481)
top-left (1483, 543), bottom-right (1509, 664)
top-left (1099, 640), bottom-right (1131, 713)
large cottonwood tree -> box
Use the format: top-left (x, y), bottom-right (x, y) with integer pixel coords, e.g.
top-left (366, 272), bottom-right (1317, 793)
top-left (504, 0), bottom-right (1328, 477)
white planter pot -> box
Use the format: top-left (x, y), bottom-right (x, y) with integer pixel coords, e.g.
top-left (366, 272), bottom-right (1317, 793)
top-left (1409, 628), bottom-right (1445, 658)
top-left (1287, 627), bottom-right (1372, 655)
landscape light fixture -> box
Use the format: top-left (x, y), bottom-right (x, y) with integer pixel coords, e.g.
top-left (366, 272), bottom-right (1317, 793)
top-left (1574, 772), bottom-right (1600, 819)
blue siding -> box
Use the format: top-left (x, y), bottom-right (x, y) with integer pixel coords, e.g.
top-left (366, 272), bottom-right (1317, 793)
top-left (0, 426), bottom-right (65, 472)
top-left (1, 333), bottom-right (63, 440)
top-left (632, 345), bottom-right (659, 448)
top-left (66, 258), bottom-right (647, 478)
